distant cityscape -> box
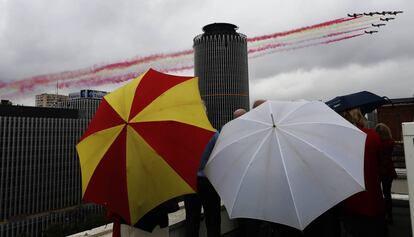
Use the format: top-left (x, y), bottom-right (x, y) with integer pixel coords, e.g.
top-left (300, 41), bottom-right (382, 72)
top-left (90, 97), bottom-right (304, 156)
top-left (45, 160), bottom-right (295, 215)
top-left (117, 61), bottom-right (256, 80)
top-left (1, 22), bottom-right (414, 237)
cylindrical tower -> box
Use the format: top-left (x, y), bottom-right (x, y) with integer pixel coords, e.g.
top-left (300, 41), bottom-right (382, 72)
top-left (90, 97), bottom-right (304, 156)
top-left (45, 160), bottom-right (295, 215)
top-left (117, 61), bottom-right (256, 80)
top-left (194, 23), bottom-right (249, 129)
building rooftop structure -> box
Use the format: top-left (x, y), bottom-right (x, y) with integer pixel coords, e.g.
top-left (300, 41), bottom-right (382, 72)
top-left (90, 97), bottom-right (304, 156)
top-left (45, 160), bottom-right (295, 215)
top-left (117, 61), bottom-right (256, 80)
top-left (0, 104), bottom-right (78, 118)
top-left (202, 23), bottom-right (239, 35)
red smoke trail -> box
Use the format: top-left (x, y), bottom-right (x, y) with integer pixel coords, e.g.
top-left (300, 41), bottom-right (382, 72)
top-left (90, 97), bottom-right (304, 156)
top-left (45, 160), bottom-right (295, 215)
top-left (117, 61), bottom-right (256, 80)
top-left (248, 43), bottom-right (288, 54)
top-left (92, 49), bottom-right (194, 73)
top-left (63, 17), bottom-right (366, 82)
top-left (38, 24), bottom-right (371, 90)
top-left (163, 65), bottom-right (194, 73)
top-left (322, 33), bottom-right (366, 44)
top-left (247, 16), bottom-right (361, 43)
top-left (58, 65), bottom-right (195, 89)
top-left (61, 31), bottom-right (364, 89)
top-left (0, 49), bottom-right (194, 91)
top-left (297, 26), bottom-right (369, 42)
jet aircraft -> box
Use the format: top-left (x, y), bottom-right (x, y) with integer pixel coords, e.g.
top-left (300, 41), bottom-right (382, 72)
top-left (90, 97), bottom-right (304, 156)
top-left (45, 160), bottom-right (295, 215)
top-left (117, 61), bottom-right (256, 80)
top-left (380, 17), bottom-right (395, 21)
top-left (372, 23), bottom-right (386, 27)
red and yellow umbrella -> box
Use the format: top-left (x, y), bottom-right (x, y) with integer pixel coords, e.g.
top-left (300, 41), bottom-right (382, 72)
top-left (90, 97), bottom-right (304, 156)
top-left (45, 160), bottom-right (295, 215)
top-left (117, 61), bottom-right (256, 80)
top-left (76, 68), bottom-right (215, 225)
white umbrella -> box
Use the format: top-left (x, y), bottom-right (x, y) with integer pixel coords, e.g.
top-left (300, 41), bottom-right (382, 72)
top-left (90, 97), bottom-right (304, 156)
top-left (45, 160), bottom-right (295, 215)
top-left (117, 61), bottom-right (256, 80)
top-left (204, 100), bottom-right (366, 230)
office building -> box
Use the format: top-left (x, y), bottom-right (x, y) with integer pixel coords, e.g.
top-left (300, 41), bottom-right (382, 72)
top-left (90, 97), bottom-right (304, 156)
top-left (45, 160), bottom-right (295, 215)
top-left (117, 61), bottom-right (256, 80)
top-left (0, 105), bottom-right (104, 237)
top-left (194, 23), bottom-right (249, 129)
top-left (35, 93), bottom-right (68, 108)
top-left (55, 89), bottom-right (107, 120)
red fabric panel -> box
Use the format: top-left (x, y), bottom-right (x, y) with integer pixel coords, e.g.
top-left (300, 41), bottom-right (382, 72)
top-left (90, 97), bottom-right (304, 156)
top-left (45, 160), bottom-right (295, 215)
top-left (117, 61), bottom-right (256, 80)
top-left (128, 69), bottom-right (193, 121)
top-left (130, 121), bottom-right (215, 190)
top-left (344, 127), bottom-right (385, 216)
top-left (83, 127), bottom-right (131, 224)
top-left (80, 99), bottom-right (125, 142)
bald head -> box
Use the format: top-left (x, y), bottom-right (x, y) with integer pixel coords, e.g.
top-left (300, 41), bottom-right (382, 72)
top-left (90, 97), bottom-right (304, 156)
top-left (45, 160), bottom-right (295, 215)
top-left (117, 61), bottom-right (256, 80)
top-left (253, 99), bottom-right (266, 108)
top-left (233, 108), bottom-right (247, 118)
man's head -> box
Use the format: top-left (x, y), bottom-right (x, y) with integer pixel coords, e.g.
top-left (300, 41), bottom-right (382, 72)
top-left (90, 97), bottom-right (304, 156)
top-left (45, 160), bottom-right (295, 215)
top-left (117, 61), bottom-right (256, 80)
top-left (233, 108), bottom-right (247, 118)
top-left (253, 99), bottom-right (266, 108)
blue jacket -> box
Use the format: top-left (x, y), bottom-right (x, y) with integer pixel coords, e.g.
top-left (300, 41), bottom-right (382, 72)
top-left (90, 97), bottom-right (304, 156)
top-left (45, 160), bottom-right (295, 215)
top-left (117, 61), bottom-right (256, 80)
top-left (197, 132), bottom-right (219, 177)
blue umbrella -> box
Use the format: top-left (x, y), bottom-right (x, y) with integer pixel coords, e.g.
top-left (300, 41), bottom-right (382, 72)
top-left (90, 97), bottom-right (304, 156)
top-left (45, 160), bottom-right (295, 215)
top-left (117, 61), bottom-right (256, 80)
top-left (325, 91), bottom-right (391, 114)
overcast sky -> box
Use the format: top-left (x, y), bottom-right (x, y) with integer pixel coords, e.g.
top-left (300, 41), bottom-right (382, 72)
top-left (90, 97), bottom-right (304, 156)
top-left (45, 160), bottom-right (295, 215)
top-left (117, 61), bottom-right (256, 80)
top-left (0, 0), bottom-right (413, 106)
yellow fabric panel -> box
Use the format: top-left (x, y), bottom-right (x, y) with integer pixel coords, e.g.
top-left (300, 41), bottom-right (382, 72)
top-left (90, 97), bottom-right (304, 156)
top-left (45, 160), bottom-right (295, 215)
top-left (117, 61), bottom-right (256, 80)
top-left (105, 73), bottom-right (144, 121)
top-left (125, 125), bottom-right (193, 224)
top-left (77, 124), bottom-right (125, 196)
top-left (130, 77), bottom-right (215, 132)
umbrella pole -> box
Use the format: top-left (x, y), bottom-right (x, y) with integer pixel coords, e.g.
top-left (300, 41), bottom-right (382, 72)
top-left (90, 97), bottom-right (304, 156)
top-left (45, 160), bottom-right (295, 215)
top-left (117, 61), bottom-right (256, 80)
top-left (271, 114), bottom-right (276, 128)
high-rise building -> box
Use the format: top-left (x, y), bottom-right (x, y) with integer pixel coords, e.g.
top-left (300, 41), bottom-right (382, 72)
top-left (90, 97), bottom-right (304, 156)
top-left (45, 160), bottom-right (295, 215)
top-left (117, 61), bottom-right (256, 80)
top-left (194, 23), bottom-right (249, 129)
top-left (0, 105), bottom-right (105, 237)
top-left (35, 93), bottom-right (68, 108)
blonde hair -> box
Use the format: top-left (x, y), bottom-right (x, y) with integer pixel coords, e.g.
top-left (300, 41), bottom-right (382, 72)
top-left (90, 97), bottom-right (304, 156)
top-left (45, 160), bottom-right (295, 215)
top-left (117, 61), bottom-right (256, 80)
top-left (375, 123), bottom-right (393, 140)
top-left (340, 108), bottom-right (365, 127)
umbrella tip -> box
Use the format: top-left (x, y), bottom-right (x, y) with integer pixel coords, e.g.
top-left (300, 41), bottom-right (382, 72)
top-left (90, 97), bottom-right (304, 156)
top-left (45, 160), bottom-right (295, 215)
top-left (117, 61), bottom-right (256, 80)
top-left (271, 114), bottom-right (276, 127)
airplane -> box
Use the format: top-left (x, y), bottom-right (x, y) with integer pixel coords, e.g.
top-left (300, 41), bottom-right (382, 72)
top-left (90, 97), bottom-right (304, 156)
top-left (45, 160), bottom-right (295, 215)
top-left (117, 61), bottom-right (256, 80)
top-left (347, 13), bottom-right (363, 17)
top-left (389, 11), bottom-right (403, 15)
top-left (365, 30), bottom-right (378, 34)
top-left (380, 17), bottom-right (395, 21)
top-left (363, 12), bottom-right (376, 16)
top-left (372, 23), bottom-right (386, 27)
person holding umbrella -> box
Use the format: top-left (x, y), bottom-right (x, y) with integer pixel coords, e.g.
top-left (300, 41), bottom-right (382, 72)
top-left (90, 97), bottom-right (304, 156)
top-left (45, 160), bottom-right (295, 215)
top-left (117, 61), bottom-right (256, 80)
top-left (340, 108), bottom-right (386, 237)
top-left (184, 103), bottom-right (221, 237)
top-left (184, 131), bottom-right (221, 237)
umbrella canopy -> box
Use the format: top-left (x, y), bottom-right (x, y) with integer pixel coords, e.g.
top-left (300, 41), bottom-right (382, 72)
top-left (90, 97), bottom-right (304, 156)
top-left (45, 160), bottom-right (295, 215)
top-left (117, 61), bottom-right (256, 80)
top-left (325, 90), bottom-right (390, 114)
top-left (76, 68), bottom-right (215, 225)
top-left (205, 100), bottom-right (366, 230)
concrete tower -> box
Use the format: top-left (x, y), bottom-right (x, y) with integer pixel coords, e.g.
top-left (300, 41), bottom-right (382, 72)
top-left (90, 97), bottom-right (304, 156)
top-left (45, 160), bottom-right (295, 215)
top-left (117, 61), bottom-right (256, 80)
top-left (194, 23), bottom-right (249, 129)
